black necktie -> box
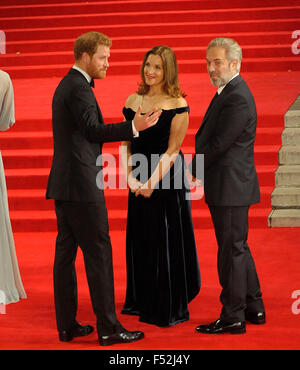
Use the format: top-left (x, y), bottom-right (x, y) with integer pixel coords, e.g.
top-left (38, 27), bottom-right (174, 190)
top-left (90, 79), bottom-right (95, 88)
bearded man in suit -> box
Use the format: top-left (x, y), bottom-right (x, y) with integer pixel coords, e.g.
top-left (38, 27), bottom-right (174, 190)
top-left (46, 32), bottom-right (161, 346)
top-left (190, 38), bottom-right (265, 334)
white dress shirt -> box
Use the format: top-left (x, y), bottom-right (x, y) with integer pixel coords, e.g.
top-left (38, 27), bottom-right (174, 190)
top-left (217, 73), bottom-right (239, 95)
top-left (72, 64), bottom-right (92, 84)
top-left (0, 70), bottom-right (15, 131)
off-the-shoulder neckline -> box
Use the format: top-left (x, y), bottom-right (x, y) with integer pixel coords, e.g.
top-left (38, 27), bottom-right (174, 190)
top-left (123, 106), bottom-right (189, 114)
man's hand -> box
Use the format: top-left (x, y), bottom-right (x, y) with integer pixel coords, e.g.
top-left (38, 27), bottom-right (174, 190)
top-left (133, 106), bottom-right (162, 132)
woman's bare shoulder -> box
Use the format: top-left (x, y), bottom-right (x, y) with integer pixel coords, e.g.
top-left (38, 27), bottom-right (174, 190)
top-left (125, 93), bottom-right (142, 109)
top-left (176, 96), bottom-right (188, 108)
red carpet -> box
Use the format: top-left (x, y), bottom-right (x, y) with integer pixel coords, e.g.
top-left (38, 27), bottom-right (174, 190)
top-left (0, 0), bottom-right (300, 351)
top-left (1, 228), bottom-right (300, 350)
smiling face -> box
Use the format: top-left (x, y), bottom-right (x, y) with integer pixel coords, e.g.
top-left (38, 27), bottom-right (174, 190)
top-left (206, 46), bottom-right (237, 87)
top-left (84, 44), bottom-right (110, 79)
top-left (143, 54), bottom-right (164, 88)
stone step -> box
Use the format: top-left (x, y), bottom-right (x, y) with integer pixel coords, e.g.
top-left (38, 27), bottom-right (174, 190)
top-left (279, 146), bottom-right (300, 165)
top-left (282, 128), bottom-right (300, 146)
top-left (284, 95), bottom-right (300, 128)
top-left (271, 187), bottom-right (300, 208)
top-left (268, 209), bottom-right (300, 227)
top-left (275, 165), bottom-right (300, 186)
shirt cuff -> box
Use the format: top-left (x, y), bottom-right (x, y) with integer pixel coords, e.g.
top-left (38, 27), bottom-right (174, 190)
top-left (132, 120), bottom-right (139, 138)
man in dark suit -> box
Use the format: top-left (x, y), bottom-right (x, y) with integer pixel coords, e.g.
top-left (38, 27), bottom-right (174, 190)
top-left (46, 32), bottom-right (161, 346)
top-left (190, 38), bottom-right (265, 334)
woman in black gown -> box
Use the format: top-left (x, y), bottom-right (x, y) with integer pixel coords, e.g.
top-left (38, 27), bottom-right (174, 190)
top-left (121, 46), bottom-right (200, 327)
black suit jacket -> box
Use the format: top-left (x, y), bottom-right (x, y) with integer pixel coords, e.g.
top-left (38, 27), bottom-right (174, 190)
top-left (46, 68), bottom-right (133, 202)
top-left (191, 74), bottom-right (260, 206)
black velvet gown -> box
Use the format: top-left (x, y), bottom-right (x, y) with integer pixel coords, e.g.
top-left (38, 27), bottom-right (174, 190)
top-left (121, 106), bottom-right (201, 327)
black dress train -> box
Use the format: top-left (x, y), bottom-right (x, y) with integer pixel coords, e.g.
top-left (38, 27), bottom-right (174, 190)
top-left (122, 106), bottom-right (201, 327)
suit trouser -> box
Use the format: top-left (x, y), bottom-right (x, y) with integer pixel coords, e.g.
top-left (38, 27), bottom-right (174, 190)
top-left (208, 205), bottom-right (264, 322)
top-left (53, 200), bottom-right (122, 336)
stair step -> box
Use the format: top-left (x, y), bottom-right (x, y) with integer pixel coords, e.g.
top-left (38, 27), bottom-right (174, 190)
top-left (271, 187), bottom-right (300, 208)
top-left (1, 2), bottom-right (299, 18)
top-left (4, 165), bottom-right (277, 189)
top-left (268, 209), bottom-right (300, 227)
top-left (5, 31), bottom-right (294, 54)
top-left (2, 7), bottom-right (299, 30)
top-left (0, 145), bottom-right (280, 169)
top-left (275, 165), bottom-right (300, 186)
top-left (9, 207), bottom-right (270, 232)
top-left (4, 18), bottom-right (300, 42)
top-left (7, 114), bottom-right (285, 133)
top-left (284, 96), bottom-right (300, 127)
top-left (3, 44), bottom-right (295, 68)
top-left (0, 126), bottom-right (283, 149)
top-left (0, 0), bottom-right (225, 17)
top-left (6, 185), bottom-right (273, 211)
top-left (4, 58), bottom-right (300, 79)
top-left (282, 128), bottom-right (300, 145)
top-left (279, 146), bottom-right (300, 165)
top-left (3, 0), bottom-right (299, 10)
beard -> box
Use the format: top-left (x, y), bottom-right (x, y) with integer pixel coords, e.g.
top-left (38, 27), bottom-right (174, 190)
top-left (87, 63), bottom-right (107, 80)
top-left (209, 75), bottom-right (227, 87)
top-left (209, 68), bottom-right (233, 87)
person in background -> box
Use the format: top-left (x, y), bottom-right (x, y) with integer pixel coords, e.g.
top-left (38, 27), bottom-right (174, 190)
top-left (0, 69), bottom-right (27, 306)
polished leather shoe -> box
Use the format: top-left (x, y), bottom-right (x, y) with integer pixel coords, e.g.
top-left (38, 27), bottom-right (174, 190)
top-left (196, 319), bottom-right (246, 334)
top-left (99, 329), bottom-right (144, 346)
top-left (245, 311), bottom-right (266, 325)
top-left (59, 322), bottom-right (94, 342)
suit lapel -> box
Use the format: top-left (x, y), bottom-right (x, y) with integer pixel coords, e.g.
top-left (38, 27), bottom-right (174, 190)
top-left (196, 92), bottom-right (219, 136)
top-left (196, 75), bottom-right (243, 137)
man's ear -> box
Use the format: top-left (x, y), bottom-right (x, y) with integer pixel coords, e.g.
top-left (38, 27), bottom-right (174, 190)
top-left (81, 52), bottom-right (91, 66)
top-left (230, 59), bottom-right (238, 73)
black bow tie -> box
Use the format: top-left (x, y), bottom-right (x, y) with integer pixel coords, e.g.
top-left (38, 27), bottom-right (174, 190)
top-left (90, 79), bottom-right (95, 88)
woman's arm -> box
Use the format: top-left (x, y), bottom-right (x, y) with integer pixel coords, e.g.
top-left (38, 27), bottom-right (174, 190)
top-left (121, 93), bottom-right (143, 192)
top-left (121, 140), bottom-right (143, 192)
top-left (136, 104), bottom-right (189, 198)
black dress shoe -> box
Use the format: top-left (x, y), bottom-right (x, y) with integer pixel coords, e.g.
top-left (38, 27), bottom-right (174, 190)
top-left (99, 329), bottom-right (144, 346)
top-left (195, 319), bottom-right (246, 334)
top-left (245, 311), bottom-right (266, 325)
top-left (59, 322), bottom-right (94, 342)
